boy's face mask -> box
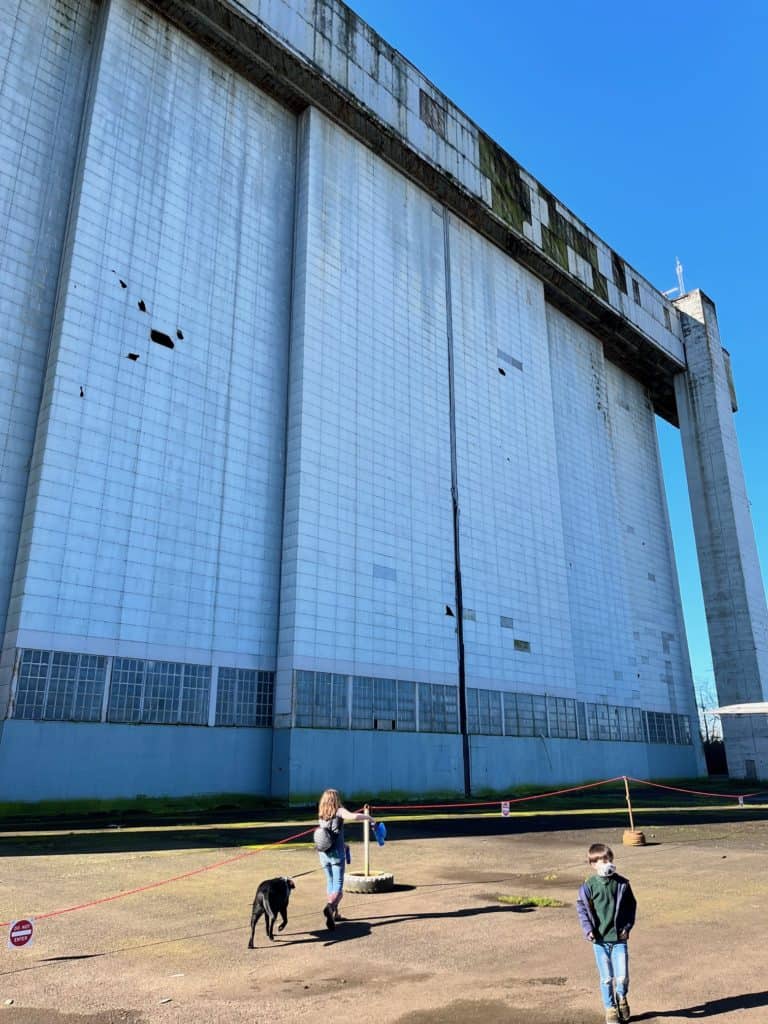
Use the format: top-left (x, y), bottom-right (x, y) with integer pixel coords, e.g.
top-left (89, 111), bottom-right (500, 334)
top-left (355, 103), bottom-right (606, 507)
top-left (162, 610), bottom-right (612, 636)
top-left (595, 861), bottom-right (616, 878)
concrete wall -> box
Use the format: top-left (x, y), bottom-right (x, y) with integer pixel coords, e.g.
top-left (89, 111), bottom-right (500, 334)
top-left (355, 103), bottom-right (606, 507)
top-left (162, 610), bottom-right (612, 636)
top-left (449, 217), bottom-right (576, 694)
top-left (276, 108), bottom-right (458, 714)
top-left (1, 0), bottom-right (296, 683)
top-left (469, 734), bottom-right (699, 792)
top-left (546, 307), bottom-right (700, 734)
top-left (0, 0), bottom-right (100, 663)
top-left (273, 728), bottom-right (465, 800)
top-left (0, 720), bottom-right (272, 801)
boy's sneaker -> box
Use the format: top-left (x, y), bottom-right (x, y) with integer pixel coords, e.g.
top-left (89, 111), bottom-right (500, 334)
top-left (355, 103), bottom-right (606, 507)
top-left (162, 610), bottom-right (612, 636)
top-left (322, 904), bottom-right (336, 930)
top-left (605, 1009), bottom-right (619, 1023)
top-left (617, 997), bottom-right (630, 1021)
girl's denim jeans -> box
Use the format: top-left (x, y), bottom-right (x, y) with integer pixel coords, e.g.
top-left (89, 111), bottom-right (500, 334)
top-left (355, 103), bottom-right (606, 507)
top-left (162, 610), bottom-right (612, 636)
top-left (318, 851), bottom-right (345, 899)
top-left (592, 941), bottom-right (629, 1009)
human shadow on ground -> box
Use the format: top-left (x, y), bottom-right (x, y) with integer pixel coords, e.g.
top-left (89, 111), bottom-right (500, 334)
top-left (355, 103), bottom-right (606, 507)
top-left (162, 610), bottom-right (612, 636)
top-left (266, 902), bottom-right (536, 948)
top-left (632, 989), bottom-right (768, 1018)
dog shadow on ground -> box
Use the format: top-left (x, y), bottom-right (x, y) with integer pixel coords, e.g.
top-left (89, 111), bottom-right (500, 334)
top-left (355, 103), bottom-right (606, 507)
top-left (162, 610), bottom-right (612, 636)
top-left (632, 989), bottom-right (768, 1018)
top-left (272, 902), bottom-right (536, 948)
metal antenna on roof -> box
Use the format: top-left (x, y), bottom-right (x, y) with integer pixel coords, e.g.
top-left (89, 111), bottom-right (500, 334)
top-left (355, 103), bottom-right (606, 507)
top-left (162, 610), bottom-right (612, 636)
top-left (662, 258), bottom-right (687, 298)
top-left (675, 257), bottom-right (685, 297)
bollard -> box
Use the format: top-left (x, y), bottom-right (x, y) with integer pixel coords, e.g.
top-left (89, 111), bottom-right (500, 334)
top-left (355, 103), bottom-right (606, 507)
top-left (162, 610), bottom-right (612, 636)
top-left (363, 803), bottom-right (371, 877)
top-left (622, 776), bottom-right (646, 846)
top-left (345, 804), bottom-right (395, 893)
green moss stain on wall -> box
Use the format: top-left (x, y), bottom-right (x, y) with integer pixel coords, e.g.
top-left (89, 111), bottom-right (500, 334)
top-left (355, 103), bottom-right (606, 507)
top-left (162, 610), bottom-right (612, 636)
top-left (538, 187), bottom-right (608, 303)
top-left (479, 133), bottom-right (531, 235)
top-left (611, 251), bottom-right (628, 295)
top-left (542, 225), bottom-right (568, 270)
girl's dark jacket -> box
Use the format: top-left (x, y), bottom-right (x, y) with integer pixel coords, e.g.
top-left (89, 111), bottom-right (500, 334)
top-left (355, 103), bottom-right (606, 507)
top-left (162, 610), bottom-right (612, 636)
top-left (576, 874), bottom-right (636, 941)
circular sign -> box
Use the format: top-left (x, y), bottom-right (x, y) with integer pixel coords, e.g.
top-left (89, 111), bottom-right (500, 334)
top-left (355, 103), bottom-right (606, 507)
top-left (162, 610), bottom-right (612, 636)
top-left (9, 919), bottom-right (34, 948)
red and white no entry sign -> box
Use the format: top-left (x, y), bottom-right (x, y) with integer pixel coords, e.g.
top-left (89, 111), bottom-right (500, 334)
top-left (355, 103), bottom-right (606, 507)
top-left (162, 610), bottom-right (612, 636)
top-left (8, 919), bottom-right (34, 949)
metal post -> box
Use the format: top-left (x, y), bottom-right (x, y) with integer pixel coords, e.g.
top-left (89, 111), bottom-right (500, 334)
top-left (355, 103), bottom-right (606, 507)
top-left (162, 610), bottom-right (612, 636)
top-left (623, 776), bottom-right (635, 832)
top-left (363, 803), bottom-right (370, 877)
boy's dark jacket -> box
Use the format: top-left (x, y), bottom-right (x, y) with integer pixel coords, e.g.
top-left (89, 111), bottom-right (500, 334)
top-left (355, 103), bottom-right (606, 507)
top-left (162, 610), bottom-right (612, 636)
top-left (576, 874), bottom-right (636, 940)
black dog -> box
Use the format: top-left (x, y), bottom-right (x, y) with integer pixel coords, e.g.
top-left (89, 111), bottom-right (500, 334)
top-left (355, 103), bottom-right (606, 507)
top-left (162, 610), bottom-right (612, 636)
top-left (248, 876), bottom-right (295, 947)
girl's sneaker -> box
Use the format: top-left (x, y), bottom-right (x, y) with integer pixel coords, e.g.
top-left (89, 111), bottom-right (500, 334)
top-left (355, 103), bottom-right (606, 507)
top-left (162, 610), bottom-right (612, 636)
top-left (617, 997), bottom-right (630, 1021)
top-left (323, 904), bottom-right (336, 930)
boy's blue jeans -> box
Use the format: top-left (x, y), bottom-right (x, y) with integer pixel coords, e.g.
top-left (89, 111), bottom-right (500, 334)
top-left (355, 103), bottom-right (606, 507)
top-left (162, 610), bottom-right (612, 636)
top-left (592, 941), bottom-right (629, 1009)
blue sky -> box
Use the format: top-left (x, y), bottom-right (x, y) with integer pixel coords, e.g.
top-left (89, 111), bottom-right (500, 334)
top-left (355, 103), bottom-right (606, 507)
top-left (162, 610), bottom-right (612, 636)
top-left (349, 0), bottom-right (767, 705)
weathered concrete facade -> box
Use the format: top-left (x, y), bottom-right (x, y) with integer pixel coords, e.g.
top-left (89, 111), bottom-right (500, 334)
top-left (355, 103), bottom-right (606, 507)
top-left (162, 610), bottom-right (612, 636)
top-left (674, 293), bottom-right (768, 778)
top-left (0, 0), bottom-right (760, 800)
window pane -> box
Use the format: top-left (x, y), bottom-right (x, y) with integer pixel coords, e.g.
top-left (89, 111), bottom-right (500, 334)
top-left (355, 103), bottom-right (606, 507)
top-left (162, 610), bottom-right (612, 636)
top-left (517, 693), bottom-right (534, 736)
top-left (180, 664), bottom-right (211, 725)
top-left (72, 655), bottom-right (107, 721)
top-left (14, 650), bottom-right (50, 720)
top-left (396, 681), bottom-right (416, 730)
top-left (143, 662), bottom-right (183, 724)
top-left (352, 676), bottom-right (373, 729)
top-left (295, 670), bottom-right (315, 727)
top-left (503, 692), bottom-right (518, 736)
top-left (108, 659), bottom-right (145, 723)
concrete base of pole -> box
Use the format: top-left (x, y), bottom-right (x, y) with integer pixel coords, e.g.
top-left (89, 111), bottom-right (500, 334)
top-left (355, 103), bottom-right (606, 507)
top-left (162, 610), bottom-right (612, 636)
top-left (344, 872), bottom-right (395, 893)
top-left (622, 829), bottom-right (646, 846)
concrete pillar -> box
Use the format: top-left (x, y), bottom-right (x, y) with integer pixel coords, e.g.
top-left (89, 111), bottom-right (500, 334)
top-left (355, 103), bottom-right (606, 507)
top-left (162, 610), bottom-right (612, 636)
top-left (674, 290), bottom-right (768, 779)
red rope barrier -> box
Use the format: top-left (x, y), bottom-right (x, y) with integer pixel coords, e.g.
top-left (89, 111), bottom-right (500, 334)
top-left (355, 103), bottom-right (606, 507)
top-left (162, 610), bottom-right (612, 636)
top-left (0, 825), bottom-right (315, 928)
top-left (371, 776), bottom-right (628, 811)
top-left (625, 776), bottom-right (759, 801)
top-left (3, 774), bottom-right (762, 928)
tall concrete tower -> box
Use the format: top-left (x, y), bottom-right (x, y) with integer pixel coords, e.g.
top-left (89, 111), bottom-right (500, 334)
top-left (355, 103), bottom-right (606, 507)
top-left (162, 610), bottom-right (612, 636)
top-left (674, 291), bottom-right (768, 778)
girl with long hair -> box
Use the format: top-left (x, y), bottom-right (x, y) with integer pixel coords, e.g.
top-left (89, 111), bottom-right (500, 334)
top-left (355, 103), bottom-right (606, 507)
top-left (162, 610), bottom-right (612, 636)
top-left (316, 788), bottom-right (376, 928)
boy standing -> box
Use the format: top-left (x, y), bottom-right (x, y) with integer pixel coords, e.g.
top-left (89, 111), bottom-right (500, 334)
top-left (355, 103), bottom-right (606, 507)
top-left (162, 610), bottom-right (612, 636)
top-left (576, 843), bottom-right (637, 1023)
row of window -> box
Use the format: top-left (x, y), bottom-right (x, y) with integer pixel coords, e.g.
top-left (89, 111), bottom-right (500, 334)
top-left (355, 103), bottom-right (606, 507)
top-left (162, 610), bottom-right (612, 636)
top-left (294, 671), bottom-right (458, 733)
top-left (12, 650), bottom-right (274, 727)
top-left (294, 671), bottom-right (692, 745)
top-left (10, 651), bottom-right (692, 746)
top-left (468, 687), bottom-right (691, 745)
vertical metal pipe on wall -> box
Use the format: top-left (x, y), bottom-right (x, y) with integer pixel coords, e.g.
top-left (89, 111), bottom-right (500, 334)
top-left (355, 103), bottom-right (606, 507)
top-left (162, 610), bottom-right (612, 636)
top-left (441, 209), bottom-right (471, 796)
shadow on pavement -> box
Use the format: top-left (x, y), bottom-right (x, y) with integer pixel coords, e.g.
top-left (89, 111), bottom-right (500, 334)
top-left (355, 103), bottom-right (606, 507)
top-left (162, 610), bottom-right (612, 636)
top-left (633, 989), bottom-right (768, 1018)
top-left (3, 806), bottom-right (768, 857)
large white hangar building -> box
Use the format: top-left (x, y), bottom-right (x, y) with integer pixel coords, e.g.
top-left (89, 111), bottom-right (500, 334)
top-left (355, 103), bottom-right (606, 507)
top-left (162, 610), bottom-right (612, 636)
top-left (2, 0), bottom-right (766, 802)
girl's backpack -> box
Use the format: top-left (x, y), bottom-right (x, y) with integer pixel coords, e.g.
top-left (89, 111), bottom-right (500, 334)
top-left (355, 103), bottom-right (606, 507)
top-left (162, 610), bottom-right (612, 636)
top-left (313, 819), bottom-right (339, 853)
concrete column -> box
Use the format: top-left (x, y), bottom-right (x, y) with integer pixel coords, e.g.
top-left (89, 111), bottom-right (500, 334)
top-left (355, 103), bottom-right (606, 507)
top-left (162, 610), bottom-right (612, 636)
top-left (674, 290), bottom-right (768, 779)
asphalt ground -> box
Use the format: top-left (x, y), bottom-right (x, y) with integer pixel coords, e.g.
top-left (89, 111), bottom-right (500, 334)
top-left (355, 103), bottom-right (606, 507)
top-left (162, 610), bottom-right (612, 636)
top-left (2, 805), bottom-right (768, 1023)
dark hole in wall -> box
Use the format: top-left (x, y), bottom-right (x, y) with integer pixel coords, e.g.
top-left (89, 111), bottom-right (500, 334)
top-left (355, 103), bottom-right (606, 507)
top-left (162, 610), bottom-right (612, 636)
top-left (138, 300), bottom-right (147, 312)
top-left (119, 279), bottom-right (127, 289)
top-left (176, 329), bottom-right (184, 340)
top-left (150, 330), bottom-right (174, 349)
top-left (445, 605), bottom-right (455, 617)
top-left (498, 367), bottom-right (506, 376)
top-left (127, 353), bottom-right (140, 361)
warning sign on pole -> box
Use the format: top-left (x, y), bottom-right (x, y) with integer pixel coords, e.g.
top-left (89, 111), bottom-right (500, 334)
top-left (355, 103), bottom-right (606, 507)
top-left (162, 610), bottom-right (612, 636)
top-left (8, 919), bottom-right (34, 949)
top-left (501, 801), bottom-right (510, 817)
